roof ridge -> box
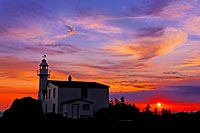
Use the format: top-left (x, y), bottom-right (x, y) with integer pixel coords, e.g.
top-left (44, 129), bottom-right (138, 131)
top-left (48, 80), bottom-right (98, 83)
top-left (47, 80), bottom-right (110, 88)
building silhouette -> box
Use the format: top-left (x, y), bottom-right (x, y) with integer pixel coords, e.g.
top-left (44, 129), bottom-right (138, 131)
top-left (37, 55), bottom-right (110, 118)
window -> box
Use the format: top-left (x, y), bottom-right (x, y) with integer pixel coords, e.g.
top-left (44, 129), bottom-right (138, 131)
top-left (53, 104), bottom-right (55, 113)
top-left (45, 90), bottom-right (48, 99)
top-left (44, 92), bottom-right (48, 99)
top-left (45, 104), bottom-right (47, 113)
top-left (83, 104), bottom-right (89, 110)
top-left (53, 88), bottom-right (56, 98)
top-left (41, 66), bottom-right (48, 70)
top-left (81, 88), bottom-right (88, 98)
top-left (49, 89), bottom-right (51, 99)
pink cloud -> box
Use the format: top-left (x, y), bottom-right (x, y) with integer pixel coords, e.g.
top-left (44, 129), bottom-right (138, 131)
top-left (174, 56), bottom-right (200, 69)
top-left (160, 2), bottom-right (193, 19)
top-left (1, 25), bottom-right (49, 43)
top-left (184, 16), bottom-right (200, 36)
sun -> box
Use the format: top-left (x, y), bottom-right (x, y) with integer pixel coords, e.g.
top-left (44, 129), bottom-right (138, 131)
top-left (157, 102), bottom-right (161, 107)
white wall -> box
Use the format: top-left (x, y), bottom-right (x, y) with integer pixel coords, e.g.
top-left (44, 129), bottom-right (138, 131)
top-left (58, 87), bottom-right (81, 114)
top-left (44, 83), bottom-right (109, 117)
top-left (88, 88), bottom-right (109, 112)
top-left (44, 83), bottom-right (58, 113)
top-left (62, 101), bottom-right (93, 119)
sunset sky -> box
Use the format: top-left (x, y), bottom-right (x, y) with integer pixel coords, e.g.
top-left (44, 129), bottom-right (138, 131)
top-left (0, 0), bottom-right (200, 113)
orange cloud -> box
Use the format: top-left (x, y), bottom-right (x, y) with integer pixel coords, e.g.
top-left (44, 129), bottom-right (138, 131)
top-left (0, 56), bottom-right (39, 92)
top-left (106, 28), bottom-right (187, 60)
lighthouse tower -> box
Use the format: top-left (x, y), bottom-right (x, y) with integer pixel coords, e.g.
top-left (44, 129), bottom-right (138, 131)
top-left (37, 55), bottom-right (50, 101)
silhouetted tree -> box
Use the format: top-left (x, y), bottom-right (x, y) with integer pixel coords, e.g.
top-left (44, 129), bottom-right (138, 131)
top-left (120, 97), bottom-right (125, 104)
top-left (94, 97), bottom-right (140, 120)
top-left (154, 107), bottom-right (158, 115)
top-left (143, 104), bottom-right (152, 114)
top-left (142, 104), bottom-right (154, 121)
top-left (161, 108), bottom-right (166, 115)
top-left (161, 108), bottom-right (172, 120)
top-left (109, 99), bottom-right (114, 106)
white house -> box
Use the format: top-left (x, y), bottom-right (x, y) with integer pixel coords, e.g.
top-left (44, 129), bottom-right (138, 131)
top-left (37, 56), bottom-right (110, 119)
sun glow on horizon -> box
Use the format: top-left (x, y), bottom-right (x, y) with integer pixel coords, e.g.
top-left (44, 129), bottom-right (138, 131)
top-left (157, 102), bottom-right (162, 107)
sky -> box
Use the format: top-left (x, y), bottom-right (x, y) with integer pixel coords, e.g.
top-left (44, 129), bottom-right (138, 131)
top-left (0, 0), bottom-right (200, 113)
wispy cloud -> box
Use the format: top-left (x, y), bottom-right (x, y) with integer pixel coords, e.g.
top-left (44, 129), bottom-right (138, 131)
top-left (135, 27), bottom-right (164, 38)
top-left (0, 26), bottom-right (49, 41)
top-left (160, 2), bottom-right (193, 19)
top-left (124, 0), bottom-right (193, 19)
top-left (184, 16), bottom-right (200, 36)
top-left (54, 25), bottom-right (77, 39)
top-left (63, 16), bottom-right (123, 34)
top-left (124, 0), bottom-right (174, 16)
top-left (174, 56), bottom-right (200, 69)
top-left (76, 59), bottom-right (149, 72)
top-left (163, 71), bottom-right (179, 75)
top-left (0, 56), bottom-right (37, 80)
top-left (106, 28), bottom-right (187, 60)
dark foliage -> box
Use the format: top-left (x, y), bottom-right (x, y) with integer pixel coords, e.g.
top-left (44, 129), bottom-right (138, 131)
top-left (2, 96), bottom-right (44, 120)
top-left (94, 97), bottom-right (140, 120)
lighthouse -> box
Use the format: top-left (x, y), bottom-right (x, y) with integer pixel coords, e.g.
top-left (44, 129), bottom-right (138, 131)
top-left (37, 55), bottom-right (50, 101)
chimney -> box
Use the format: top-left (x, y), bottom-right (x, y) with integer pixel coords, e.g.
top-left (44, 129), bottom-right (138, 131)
top-left (68, 75), bottom-right (72, 82)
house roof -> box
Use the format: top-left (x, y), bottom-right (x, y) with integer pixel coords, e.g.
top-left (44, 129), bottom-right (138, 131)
top-left (47, 80), bottom-right (110, 88)
top-left (62, 98), bottom-right (94, 104)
